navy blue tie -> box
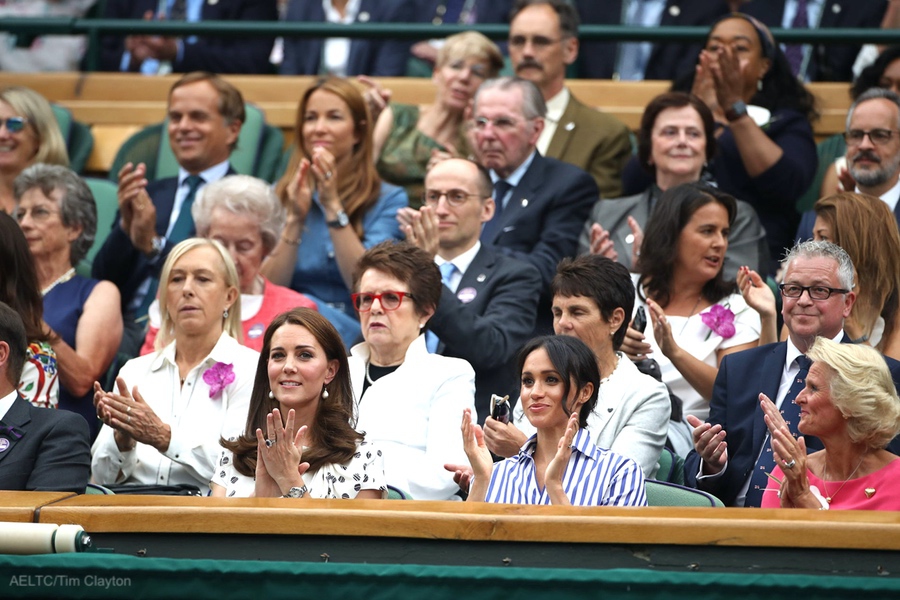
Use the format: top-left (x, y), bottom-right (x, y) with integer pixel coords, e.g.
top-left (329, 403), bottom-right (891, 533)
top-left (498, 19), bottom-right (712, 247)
top-left (482, 179), bottom-right (511, 242)
top-left (785, 0), bottom-right (809, 77)
top-left (745, 355), bottom-right (811, 507)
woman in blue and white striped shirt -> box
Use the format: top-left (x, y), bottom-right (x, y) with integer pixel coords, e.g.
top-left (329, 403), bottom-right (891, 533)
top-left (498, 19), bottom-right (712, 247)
top-left (462, 335), bottom-right (647, 506)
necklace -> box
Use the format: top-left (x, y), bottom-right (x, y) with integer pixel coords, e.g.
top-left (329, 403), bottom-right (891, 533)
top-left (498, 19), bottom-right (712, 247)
top-left (599, 353), bottom-right (620, 386)
top-left (41, 267), bottom-right (76, 296)
top-left (679, 294), bottom-right (704, 335)
top-left (822, 454), bottom-right (866, 504)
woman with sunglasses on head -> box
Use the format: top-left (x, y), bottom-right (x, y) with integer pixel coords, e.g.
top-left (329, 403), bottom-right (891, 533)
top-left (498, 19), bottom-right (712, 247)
top-left (0, 87), bottom-right (68, 214)
top-left (348, 240), bottom-right (476, 500)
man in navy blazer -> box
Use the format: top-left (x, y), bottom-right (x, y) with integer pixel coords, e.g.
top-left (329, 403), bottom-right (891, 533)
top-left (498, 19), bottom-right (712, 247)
top-left (92, 73), bottom-right (244, 357)
top-left (0, 303), bottom-right (90, 494)
top-left (471, 76), bottom-right (599, 333)
top-left (99, 0), bottom-right (278, 74)
top-left (796, 88), bottom-right (900, 243)
top-left (742, 0), bottom-right (886, 82)
top-left (574, 0), bottom-right (728, 81)
top-left (401, 158), bottom-right (542, 422)
top-left (685, 241), bottom-right (900, 507)
top-left (280, 0), bottom-right (414, 76)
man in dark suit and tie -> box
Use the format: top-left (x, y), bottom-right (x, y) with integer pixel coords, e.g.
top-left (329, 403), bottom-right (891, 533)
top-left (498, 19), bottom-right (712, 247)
top-left (742, 0), bottom-right (886, 82)
top-left (400, 158), bottom-right (542, 422)
top-left (0, 302), bottom-right (90, 494)
top-left (99, 0), bottom-right (278, 74)
top-left (508, 0), bottom-right (632, 198)
top-left (796, 88), bottom-right (900, 242)
top-left (92, 72), bottom-right (244, 358)
top-left (471, 76), bottom-right (599, 333)
top-left (685, 240), bottom-right (900, 507)
top-left (574, 0), bottom-right (728, 82)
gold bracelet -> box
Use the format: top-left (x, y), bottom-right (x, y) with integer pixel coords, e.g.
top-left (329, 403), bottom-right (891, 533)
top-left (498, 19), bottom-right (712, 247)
top-left (281, 234), bottom-right (301, 246)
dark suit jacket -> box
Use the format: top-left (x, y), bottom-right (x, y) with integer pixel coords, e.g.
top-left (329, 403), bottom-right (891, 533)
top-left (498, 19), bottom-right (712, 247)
top-left (92, 167), bottom-right (235, 311)
top-left (743, 0), bottom-right (886, 82)
top-left (415, 0), bottom-right (512, 24)
top-left (684, 337), bottom-right (900, 507)
top-left (575, 0), bottom-right (729, 81)
top-left (482, 152), bottom-right (598, 334)
top-left (99, 0), bottom-right (278, 74)
top-left (281, 0), bottom-right (414, 76)
top-left (545, 93), bottom-right (632, 199)
top-left (428, 245), bottom-right (542, 423)
top-left (0, 395), bottom-right (91, 493)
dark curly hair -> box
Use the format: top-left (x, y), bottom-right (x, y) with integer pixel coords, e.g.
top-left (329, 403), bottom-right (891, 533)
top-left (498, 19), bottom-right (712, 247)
top-left (852, 46), bottom-right (900, 100)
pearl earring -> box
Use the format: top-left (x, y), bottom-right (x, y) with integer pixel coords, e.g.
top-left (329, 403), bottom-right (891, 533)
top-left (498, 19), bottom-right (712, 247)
top-left (322, 387), bottom-right (329, 399)
top-left (268, 391), bottom-right (274, 399)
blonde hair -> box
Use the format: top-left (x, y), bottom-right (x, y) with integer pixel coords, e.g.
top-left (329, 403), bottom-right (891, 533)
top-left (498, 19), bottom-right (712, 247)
top-left (155, 238), bottom-right (242, 350)
top-left (436, 31), bottom-right (504, 78)
top-left (807, 336), bottom-right (900, 449)
top-left (814, 192), bottom-right (900, 352)
top-left (0, 87), bottom-right (68, 168)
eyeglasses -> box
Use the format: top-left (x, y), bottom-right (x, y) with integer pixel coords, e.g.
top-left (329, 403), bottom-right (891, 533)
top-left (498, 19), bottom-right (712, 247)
top-left (778, 283), bottom-right (849, 300)
top-left (508, 35), bottom-right (563, 50)
top-left (471, 116), bottom-right (528, 133)
top-left (351, 291), bottom-right (415, 312)
top-left (15, 205), bottom-right (58, 224)
top-left (843, 128), bottom-right (900, 146)
top-left (0, 117), bottom-right (27, 134)
top-left (422, 188), bottom-right (482, 207)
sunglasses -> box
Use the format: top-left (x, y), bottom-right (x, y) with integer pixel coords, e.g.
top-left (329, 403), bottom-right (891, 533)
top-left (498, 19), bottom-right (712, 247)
top-left (0, 117), bottom-right (27, 133)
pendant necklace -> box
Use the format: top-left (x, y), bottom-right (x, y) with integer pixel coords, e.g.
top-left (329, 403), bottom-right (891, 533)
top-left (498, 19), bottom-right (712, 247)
top-left (822, 454), bottom-right (865, 504)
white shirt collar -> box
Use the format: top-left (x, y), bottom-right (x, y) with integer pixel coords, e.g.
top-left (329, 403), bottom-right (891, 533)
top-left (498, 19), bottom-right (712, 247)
top-left (858, 178), bottom-right (900, 213)
top-left (323, 0), bottom-right (361, 23)
top-left (0, 389), bottom-right (17, 421)
top-left (436, 241), bottom-right (481, 278)
top-left (784, 328), bottom-right (845, 371)
top-left (178, 159), bottom-right (230, 188)
top-left (544, 87), bottom-right (570, 125)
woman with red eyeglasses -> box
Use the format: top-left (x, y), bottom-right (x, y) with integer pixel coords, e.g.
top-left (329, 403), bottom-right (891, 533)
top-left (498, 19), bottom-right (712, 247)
top-left (347, 240), bottom-right (476, 500)
top-left (0, 87), bottom-right (68, 214)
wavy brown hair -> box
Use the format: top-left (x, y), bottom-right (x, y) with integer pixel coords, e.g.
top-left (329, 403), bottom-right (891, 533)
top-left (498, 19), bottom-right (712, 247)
top-left (0, 212), bottom-right (49, 343)
top-left (222, 308), bottom-right (361, 478)
top-left (276, 77), bottom-right (381, 239)
top-left (814, 192), bottom-right (900, 352)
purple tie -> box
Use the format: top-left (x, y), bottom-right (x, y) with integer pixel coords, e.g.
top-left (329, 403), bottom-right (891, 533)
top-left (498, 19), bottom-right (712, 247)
top-left (744, 355), bottom-right (811, 507)
top-left (784, 0), bottom-right (809, 77)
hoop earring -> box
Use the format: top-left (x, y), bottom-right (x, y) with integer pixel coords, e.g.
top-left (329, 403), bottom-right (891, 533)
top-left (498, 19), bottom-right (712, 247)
top-left (223, 309), bottom-right (229, 319)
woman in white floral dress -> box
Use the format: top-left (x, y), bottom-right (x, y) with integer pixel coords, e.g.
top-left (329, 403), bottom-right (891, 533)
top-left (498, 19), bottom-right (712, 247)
top-left (212, 308), bottom-right (385, 499)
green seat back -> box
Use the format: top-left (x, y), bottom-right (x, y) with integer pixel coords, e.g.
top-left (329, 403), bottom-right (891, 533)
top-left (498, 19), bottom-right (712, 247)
top-left (77, 178), bottom-right (119, 277)
top-left (796, 133), bottom-right (847, 214)
top-left (655, 447), bottom-right (685, 485)
top-left (51, 103), bottom-right (95, 174)
top-left (108, 124), bottom-right (164, 182)
top-left (645, 480), bottom-right (724, 507)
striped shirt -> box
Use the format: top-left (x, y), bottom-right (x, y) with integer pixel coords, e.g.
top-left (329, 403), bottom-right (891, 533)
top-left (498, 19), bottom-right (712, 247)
top-left (483, 428), bottom-right (647, 506)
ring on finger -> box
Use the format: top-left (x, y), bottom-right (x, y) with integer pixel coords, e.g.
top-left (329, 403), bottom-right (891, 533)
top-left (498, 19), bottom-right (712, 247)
top-left (127, 415), bottom-right (131, 424)
top-left (265, 439), bottom-right (275, 448)
top-left (324, 170), bottom-right (333, 180)
top-left (127, 405), bottom-right (132, 413)
top-left (784, 459), bottom-right (796, 469)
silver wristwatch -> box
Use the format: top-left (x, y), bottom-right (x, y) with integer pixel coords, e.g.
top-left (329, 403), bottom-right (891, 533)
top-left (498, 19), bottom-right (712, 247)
top-left (147, 235), bottom-right (166, 259)
top-left (326, 210), bottom-right (350, 229)
top-left (283, 485), bottom-right (308, 498)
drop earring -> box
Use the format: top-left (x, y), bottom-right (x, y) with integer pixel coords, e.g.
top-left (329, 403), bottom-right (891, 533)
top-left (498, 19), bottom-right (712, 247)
top-left (322, 386), bottom-right (329, 399)
top-left (757, 78), bottom-right (763, 91)
top-left (223, 309), bottom-right (229, 319)
top-left (268, 391), bottom-right (274, 399)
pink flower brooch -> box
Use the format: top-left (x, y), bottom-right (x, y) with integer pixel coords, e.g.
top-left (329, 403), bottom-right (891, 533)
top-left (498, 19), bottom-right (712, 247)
top-left (701, 304), bottom-right (736, 340)
top-left (203, 362), bottom-right (235, 399)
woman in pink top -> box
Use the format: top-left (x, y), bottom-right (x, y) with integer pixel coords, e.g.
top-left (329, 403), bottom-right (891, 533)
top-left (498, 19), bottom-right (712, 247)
top-left (141, 175), bottom-right (317, 354)
top-left (760, 337), bottom-right (900, 510)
